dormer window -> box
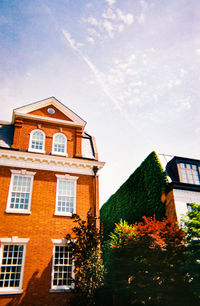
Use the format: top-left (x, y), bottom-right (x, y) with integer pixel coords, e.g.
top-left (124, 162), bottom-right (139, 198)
top-left (52, 133), bottom-right (67, 156)
top-left (179, 163), bottom-right (200, 185)
top-left (29, 129), bottom-right (45, 153)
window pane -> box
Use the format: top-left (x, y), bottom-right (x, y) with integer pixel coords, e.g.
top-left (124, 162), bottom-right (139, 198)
top-left (0, 245), bottom-right (24, 289)
top-left (31, 131), bottom-right (44, 151)
top-left (53, 134), bottom-right (66, 154)
top-left (179, 163), bottom-right (200, 185)
top-left (9, 175), bottom-right (32, 210)
top-left (52, 245), bottom-right (73, 288)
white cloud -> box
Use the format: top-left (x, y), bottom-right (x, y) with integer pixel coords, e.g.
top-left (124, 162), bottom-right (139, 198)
top-left (105, 0), bottom-right (116, 6)
top-left (86, 16), bottom-right (98, 26)
top-left (140, 0), bottom-right (148, 11)
top-left (103, 20), bottom-right (114, 38)
top-left (87, 36), bottom-right (95, 44)
top-left (137, 13), bottom-right (145, 24)
top-left (116, 9), bottom-right (134, 25)
top-left (84, 7), bottom-right (134, 40)
top-left (102, 8), bottom-right (116, 20)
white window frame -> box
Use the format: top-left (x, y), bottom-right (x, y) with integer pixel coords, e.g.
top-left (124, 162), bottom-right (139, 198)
top-left (55, 174), bottom-right (78, 217)
top-left (52, 133), bottom-right (68, 157)
top-left (6, 170), bottom-right (36, 214)
top-left (50, 239), bottom-right (74, 292)
top-left (0, 237), bottom-right (29, 295)
top-left (28, 129), bottom-right (45, 153)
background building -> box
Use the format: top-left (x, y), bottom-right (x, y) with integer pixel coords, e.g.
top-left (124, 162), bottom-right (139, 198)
top-left (101, 151), bottom-right (200, 240)
top-left (0, 97), bottom-right (104, 305)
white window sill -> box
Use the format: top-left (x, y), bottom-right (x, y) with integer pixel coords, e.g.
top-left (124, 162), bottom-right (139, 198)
top-left (28, 149), bottom-right (46, 154)
top-left (0, 289), bottom-right (23, 295)
top-left (52, 152), bottom-right (68, 157)
top-left (6, 209), bottom-right (31, 215)
top-left (54, 212), bottom-right (74, 217)
top-left (49, 287), bottom-right (74, 293)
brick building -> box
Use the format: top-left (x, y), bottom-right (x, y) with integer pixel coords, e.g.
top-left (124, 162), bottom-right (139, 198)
top-left (0, 97), bottom-right (104, 305)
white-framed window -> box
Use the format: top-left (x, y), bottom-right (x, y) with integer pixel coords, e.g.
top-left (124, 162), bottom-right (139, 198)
top-left (55, 174), bottom-right (78, 217)
top-left (52, 133), bottom-right (67, 156)
top-left (6, 170), bottom-right (35, 214)
top-left (0, 237), bottom-right (29, 295)
top-left (178, 163), bottom-right (200, 185)
top-left (50, 239), bottom-right (74, 291)
top-left (28, 129), bottom-right (45, 153)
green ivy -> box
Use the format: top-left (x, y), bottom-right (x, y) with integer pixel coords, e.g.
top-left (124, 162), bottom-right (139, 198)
top-left (100, 151), bottom-right (168, 240)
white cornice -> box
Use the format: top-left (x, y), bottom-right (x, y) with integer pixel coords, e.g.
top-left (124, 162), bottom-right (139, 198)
top-left (13, 112), bottom-right (85, 128)
top-left (0, 149), bottom-right (105, 176)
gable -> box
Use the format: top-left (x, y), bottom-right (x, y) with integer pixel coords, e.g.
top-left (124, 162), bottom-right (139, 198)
top-left (29, 104), bottom-right (73, 122)
top-left (12, 97), bottom-right (86, 128)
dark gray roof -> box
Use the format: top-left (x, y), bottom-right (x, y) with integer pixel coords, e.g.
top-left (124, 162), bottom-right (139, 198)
top-left (0, 122), bottom-right (14, 148)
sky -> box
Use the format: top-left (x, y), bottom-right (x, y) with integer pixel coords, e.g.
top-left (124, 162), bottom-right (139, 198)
top-left (1, 0), bottom-right (200, 207)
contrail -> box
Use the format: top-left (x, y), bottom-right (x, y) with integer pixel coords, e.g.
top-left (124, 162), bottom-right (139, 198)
top-left (62, 29), bottom-right (122, 111)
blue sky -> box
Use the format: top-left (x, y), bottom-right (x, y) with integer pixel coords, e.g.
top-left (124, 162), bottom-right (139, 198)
top-left (1, 0), bottom-right (200, 206)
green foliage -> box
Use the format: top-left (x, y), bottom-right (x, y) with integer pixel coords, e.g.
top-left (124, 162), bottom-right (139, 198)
top-left (105, 217), bottom-right (200, 306)
top-left (108, 219), bottom-right (137, 248)
top-left (183, 203), bottom-right (200, 300)
top-left (100, 151), bottom-right (168, 240)
top-left (66, 210), bottom-right (104, 305)
top-left (184, 203), bottom-right (200, 239)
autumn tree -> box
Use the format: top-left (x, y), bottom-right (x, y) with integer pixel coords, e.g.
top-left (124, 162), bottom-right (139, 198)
top-left (106, 216), bottom-right (199, 306)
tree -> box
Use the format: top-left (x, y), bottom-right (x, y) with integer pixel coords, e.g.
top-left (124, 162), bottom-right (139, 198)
top-left (183, 203), bottom-right (200, 301)
top-left (106, 216), bottom-right (199, 306)
top-left (66, 210), bottom-right (104, 305)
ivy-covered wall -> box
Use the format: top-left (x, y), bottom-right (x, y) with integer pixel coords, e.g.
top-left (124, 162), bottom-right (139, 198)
top-left (100, 151), bottom-right (168, 240)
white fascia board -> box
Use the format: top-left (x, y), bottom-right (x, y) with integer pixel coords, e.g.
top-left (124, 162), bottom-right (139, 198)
top-left (13, 112), bottom-right (85, 128)
top-left (0, 149), bottom-right (105, 176)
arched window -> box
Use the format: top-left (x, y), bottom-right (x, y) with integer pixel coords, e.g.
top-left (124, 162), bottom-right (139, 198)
top-left (29, 129), bottom-right (45, 153)
top-left (52, 133), bottom-right (67, 156)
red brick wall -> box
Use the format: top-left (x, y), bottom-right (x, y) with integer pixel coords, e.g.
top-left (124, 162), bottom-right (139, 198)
top-left (29, 104), bottom-right (73, 122)
top-left (161, 190), bottom-right (177, 222)
top-left (0, 165), bottom-right (96, 305)
top-left (12, 119), bottom-right (83, 157)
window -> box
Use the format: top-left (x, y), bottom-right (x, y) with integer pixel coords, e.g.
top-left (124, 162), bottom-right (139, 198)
top-left (187, 203), bottom-right (193, 212)
top-left (28, 129), bottom-right (45, 153)
top-left (179, 163), bottom-right (200, 185)
top-left (0, 237), bottom-right (29, 294)
top-left (55, 174), bottom-right (78, 216)
top-left (6, 170), bottom-right (35, 214)
top-left (51, 240), bottom-right (74, 291)
top-left (52, 133), bottom-right (67, 156)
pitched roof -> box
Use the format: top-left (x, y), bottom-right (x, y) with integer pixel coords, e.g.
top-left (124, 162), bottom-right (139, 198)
top-left (12, 97), bottom-right (87, 128)
top-left (0, 122), bottom-right (14, 148)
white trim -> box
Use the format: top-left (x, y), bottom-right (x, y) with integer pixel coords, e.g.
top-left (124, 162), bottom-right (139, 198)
top-left (0, 237), bottom-right (30, 243)
top-left (6, 170), bottom-right (35, 214)
top-left (11, 169), bottom-right (36, 176)
top-left (55, 174), bottom-right (78, 181)
top-left (28, 129), bottom-right (46, 154)
top-left (52, 133), bottom-right (68, 157)
top-left (0, 237), bottom-right (29, 295)
top-left (51, 241), bottom-right (75, 291)
top-left (51, 238), bottom-right (67, 244)
top-left (0, 149), bottom-right (105, 175)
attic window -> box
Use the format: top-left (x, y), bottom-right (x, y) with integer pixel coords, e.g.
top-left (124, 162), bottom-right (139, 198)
top-left (47, 108), bottom-right (55, 114)
top-left (178, 163), bottom-right (200, 185)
